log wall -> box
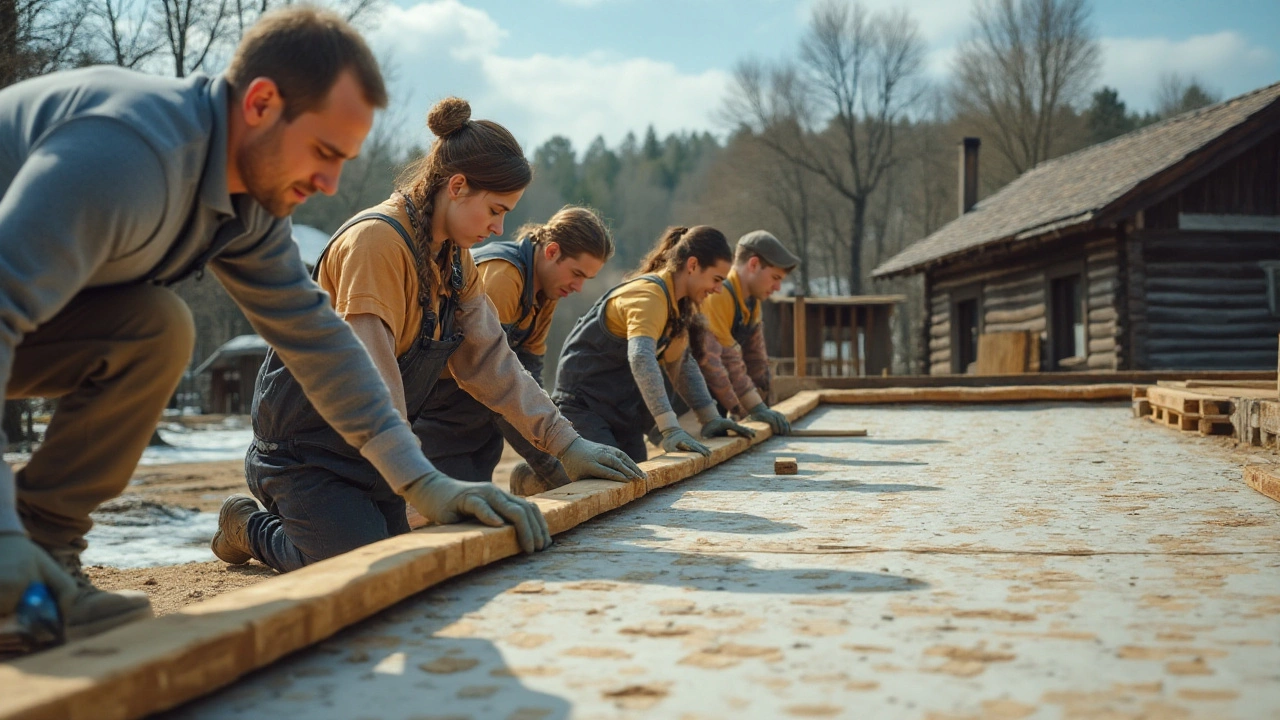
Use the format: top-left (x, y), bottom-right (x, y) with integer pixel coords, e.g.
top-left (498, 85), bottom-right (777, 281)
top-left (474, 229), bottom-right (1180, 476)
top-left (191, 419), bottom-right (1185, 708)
top-left (925, 234), bottom-right (1123, 374)
top-left (1135, 229), bottom-right (1280, 369)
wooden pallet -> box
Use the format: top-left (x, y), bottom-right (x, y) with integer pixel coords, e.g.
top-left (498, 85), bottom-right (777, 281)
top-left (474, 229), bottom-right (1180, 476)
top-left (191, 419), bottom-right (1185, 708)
top-left (1138, 382), bottom-right (1279, 443)
top-left (1142, 385), bottom-right (1234, 436)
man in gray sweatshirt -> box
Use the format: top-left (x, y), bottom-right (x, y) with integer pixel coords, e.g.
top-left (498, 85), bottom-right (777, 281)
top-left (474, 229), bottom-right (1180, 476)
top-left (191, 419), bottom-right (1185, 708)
top-left (0, 6), bottom-right (551, 646)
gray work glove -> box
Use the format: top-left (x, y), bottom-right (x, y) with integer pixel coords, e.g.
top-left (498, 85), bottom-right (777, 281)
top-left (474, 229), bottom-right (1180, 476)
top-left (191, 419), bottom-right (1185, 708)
top-left (400, 471), bottom-right (551, 553)
top-left (701, 416), bottom-right (757, 439)
top-left (660, 426), bottom-right (711, 457)
top-left (0, 533), bottom-right (77, 618)
top-left (557, 437), bottom-right (647, 483)
top-left (747, 402), bottom-right (791, 435)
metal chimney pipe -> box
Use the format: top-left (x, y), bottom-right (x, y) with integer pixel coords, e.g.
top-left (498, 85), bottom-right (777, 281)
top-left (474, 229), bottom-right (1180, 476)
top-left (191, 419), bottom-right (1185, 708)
top-left (959, 137), bottom-right (980, 215)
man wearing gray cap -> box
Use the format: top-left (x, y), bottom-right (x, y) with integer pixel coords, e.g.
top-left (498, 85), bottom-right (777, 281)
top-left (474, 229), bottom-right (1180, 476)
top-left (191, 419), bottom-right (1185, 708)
top-left (693, 230), bottom-right (800, 434)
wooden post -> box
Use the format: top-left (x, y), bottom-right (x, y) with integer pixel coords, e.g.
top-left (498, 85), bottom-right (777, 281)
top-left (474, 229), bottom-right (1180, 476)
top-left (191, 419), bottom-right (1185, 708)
top-left (835, 306), bottom-right (845, 376)
top-left (852, 306), bottom-right (862, 378)
top-left (794, 295), bottom-right (807, 377)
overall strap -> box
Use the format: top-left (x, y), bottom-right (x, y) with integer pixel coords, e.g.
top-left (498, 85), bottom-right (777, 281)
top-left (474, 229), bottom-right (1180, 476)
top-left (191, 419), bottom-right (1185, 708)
top-left (635, 273), bottom-right (676, 358)
top-left (723, 278), bottom-right (758, 338)
top-left (312, 212), bottom-right (420, 283)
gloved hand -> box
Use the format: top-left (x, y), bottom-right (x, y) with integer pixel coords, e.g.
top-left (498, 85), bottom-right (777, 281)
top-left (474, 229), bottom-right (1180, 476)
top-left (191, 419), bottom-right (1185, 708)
top-left (747, 402), bottom-right (791, 435)
top-left (701, 416), bottom-right (757, 439)
top-left (660, 426), bottom-right (711, 457)
top-left (400, 471), bottom-right (551, 553)
top-left (558, 437), bottom-right (647, 483)
top-left (0, 533), bottom-right (77, 618)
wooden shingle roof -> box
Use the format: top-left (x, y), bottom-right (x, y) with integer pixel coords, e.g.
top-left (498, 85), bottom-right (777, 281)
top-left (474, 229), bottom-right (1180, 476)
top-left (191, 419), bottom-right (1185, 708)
top-left (873, 80), bottom-right (1280, 278)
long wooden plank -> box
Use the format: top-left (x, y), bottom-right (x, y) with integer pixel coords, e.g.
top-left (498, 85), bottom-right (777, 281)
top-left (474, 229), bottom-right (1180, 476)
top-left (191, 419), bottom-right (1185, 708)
top-left (788, 428), bottom-right (868, 437)
top-left (771, 371), bottom-right (1274, 400)
top-left (1243, 466), bottom-right (1280, 503)
top-left (0, 392), bottom-right (822, 720)
top-left (1182, 380), bottom-right (1276, 390)
top-left (816, 385), bottom-right (1134, 404)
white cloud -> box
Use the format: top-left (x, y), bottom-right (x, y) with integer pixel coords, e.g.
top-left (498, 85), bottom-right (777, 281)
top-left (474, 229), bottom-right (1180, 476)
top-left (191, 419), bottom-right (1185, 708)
top-left (368, 0), bottom-right (730, 153)
top-left (1100, 32), bottom-right (1275, 111)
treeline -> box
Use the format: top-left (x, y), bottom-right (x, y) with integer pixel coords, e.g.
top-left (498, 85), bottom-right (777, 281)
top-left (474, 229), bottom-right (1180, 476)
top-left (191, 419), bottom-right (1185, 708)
top-left (1, 0), bottom-right (1226, 385)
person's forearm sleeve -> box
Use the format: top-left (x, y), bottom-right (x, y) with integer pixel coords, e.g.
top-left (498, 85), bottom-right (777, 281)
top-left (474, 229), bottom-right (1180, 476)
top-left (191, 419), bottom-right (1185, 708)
top-left (628, 336), bottom-right (680, 430)
top-left (449, 293), bottom-right (578, 455)
top-left (0, 120), bottom-right (164, 531)
top-left (211, 225), bottom-right (436, 492)
top-left (720, 343), bottom-right (763, 414)
top-left (515, 349), bottom-right (546, 388)
top-left (670, 350), bottom-right (717, 424)
top-left (743, 324), bottom-right (771, 397)
top-left (692, 328), bottom-right (739, 411)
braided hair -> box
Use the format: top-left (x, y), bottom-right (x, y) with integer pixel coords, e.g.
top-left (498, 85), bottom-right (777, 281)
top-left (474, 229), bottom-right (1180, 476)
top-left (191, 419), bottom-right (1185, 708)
top-left (395, 97), bottom-right (532, 300)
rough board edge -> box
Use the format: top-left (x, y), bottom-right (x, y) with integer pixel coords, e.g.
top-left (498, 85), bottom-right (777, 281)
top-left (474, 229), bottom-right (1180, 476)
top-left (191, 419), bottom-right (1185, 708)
top-left (1243, 465), bottom-right (1280, 504)
top-left (815, 384), bottom-right (1135, 404)
top-left (0, 392), bottom-right (821, 720)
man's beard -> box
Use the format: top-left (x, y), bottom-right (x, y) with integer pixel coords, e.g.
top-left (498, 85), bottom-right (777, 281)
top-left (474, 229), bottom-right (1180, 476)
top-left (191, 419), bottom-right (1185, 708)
top-left (237, 124), bottom-right (308, 218)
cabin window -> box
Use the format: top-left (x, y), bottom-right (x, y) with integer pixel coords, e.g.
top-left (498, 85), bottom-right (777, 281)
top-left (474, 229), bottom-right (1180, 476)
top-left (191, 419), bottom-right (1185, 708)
top-left (954, 297), bottom-right (979, 374)
top-left (1049, 274), bottom-right (1085, 368)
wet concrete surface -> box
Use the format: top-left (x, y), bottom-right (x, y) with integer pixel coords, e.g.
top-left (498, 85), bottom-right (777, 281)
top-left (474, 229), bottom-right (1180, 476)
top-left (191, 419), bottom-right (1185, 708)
top-left (163, 403), bottom-right (1280, 719)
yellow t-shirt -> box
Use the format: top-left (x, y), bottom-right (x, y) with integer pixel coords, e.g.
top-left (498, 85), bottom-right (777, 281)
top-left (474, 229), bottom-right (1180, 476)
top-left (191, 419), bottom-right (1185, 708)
top-left (316, 195), bottom-right (482, 357)
top-left (702, 267), bottom-right (760, 349)
top-left (603, 269), bottom-right (688, 363)
top-left (477, 254), bottom-right (558, 356)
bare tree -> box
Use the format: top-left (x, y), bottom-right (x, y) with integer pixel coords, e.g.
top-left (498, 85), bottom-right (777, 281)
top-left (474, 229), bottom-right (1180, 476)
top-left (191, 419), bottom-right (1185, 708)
top-left (952, 0), bottom-right (1100, 178)
top-left (145, 0), bottom-right (382, 78)
top-left (1, 0), bottom-right (90, 87)
top-left (92, 0), bottom-right (161, 68)
top-left (1154, 72), bottom-right (1219, 119)
top-left (724, 0), bottom-right (925, 294)
top-left (155, 0), bottom-right (227, 77)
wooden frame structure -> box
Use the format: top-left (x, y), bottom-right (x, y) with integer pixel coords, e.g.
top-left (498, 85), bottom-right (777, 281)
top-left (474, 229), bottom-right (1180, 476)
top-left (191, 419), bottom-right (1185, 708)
top-left (764, 295), bottom-right (904, 378)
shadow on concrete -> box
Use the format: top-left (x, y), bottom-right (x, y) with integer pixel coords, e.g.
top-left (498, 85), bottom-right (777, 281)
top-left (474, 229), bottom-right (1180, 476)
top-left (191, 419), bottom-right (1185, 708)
top-left (849, 438), bottom-right (950, 446)
top-left (158, 626), bottom-right (573, 720)
top-left (633, 507), bottom-right (804, 534)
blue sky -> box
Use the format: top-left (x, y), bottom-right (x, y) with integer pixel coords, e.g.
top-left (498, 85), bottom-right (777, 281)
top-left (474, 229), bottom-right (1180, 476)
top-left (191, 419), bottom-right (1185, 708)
top-left (366, 0), bottom-right (1280, 153)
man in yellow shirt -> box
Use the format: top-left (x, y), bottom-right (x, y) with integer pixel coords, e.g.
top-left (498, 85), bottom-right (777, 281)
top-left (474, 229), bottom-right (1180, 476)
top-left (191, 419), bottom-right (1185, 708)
top-left (694, 230), bottom-right (799, 434)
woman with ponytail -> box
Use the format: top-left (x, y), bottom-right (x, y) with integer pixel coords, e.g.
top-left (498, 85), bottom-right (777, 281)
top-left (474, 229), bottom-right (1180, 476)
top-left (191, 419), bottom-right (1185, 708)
top-left (413, 205), bottom-right (616, 494)
top-left (534, 225), bottom-right (756, 471)
top-left (212, 99), bottom-right (643, 573)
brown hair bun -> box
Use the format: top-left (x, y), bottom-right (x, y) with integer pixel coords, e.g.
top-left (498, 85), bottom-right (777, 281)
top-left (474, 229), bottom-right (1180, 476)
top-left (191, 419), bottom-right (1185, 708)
top-left (427, 97), bottom-right (471, 137)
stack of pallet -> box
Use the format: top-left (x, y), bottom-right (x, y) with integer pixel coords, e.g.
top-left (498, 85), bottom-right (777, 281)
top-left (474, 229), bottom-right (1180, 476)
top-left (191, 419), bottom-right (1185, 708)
top-left (1133, 379), bottom-right (1278, 444)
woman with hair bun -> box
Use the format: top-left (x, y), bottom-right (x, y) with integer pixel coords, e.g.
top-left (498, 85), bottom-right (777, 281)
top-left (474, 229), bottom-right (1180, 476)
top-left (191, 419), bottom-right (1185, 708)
top-left (211, 98), bottom-right (644, 572)
top-left (413, 205), bottom-right (616, 495)
top-left (517, 226), bottom-right (756, 484)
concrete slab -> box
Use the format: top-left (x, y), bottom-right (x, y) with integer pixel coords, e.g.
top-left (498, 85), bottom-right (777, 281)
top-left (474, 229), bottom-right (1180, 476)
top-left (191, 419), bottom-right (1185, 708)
top-left (163, 403), bottom-right (1280, 719)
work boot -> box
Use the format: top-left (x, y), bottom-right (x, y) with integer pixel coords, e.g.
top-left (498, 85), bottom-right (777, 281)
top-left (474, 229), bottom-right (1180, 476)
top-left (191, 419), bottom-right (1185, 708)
top-left (43, 546), bottom-right (153, 641)
top-left (509, 462), bottom-right (558, 497)
top-left (211, 494), bottom-right (259, 565)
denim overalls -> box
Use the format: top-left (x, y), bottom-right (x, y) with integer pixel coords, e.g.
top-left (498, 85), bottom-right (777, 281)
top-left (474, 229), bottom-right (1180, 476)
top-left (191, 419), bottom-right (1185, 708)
top-left (242, 207), bottom-right (465, 572)
top-left (412, 239), bottom-right (561, 483)
top-left (724, 277), bottom-right (760, 346)
top-left (551, 274), bottom-right (675, 462)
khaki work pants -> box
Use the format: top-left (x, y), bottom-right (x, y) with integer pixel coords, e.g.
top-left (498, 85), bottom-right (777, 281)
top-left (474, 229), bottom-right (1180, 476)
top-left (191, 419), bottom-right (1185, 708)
top-left (11, 284), bottom-right (194, 551)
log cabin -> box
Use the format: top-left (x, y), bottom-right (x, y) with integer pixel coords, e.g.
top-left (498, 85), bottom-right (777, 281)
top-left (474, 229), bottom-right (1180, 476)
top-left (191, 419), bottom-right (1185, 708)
top-left (873, 82), bottom-right (1280, 374)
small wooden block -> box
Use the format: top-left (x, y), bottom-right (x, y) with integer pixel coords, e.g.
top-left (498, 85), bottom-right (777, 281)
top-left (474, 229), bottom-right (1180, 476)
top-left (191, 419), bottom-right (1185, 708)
top-left (774, 457), bottom-right (798, 475)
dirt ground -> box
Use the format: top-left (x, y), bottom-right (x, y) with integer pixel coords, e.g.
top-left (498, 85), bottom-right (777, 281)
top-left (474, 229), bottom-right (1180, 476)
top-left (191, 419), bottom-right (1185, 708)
top-left (84, 449), bottom-right (527, 616)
